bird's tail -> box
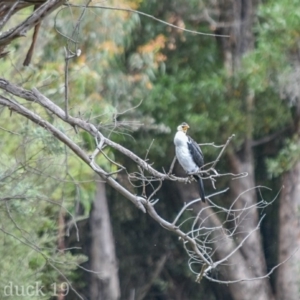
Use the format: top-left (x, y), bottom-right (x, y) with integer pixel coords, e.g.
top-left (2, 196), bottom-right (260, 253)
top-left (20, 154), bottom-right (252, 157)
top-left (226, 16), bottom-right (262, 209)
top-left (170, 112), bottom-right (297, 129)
top-left (195, 175), bottom-right (205, 202)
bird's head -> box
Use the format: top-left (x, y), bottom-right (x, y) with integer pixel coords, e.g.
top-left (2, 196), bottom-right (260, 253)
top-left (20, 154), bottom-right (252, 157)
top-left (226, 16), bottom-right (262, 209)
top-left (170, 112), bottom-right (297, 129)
top-left (177, 122), bottom-right (190, 133)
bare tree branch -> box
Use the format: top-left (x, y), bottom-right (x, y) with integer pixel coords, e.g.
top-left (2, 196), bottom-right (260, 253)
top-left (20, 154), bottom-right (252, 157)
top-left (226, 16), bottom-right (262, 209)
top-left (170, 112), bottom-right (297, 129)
top-left (66, 4), bottom-right (229, 38)
top-left (0, 77), bottom-right (283, 287)
top-left (0, 0), bottom-right (65, 51)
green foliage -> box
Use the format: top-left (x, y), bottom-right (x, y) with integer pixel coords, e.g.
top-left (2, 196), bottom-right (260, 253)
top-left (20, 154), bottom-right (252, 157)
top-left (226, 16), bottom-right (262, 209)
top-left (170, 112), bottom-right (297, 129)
top-left (0, 173), bottom-right (88, 299)
top-left (0, 109), bottom-right (92, 298)
top-left (242, 0), bottom-right (300, 93)
top-left (267, 137), bottom-right (300, 177)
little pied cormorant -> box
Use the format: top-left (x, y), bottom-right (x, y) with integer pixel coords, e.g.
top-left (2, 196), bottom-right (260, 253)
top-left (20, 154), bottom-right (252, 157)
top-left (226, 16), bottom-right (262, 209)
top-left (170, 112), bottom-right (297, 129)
top-left (174, 122), bottom-right (205, 202)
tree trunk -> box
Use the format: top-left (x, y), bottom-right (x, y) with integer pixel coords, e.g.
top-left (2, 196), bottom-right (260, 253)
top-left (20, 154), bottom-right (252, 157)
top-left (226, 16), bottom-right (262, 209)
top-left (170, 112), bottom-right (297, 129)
top-left (216, 0), bottom-right (257, 74)
top-left (207, 207), bottom-right (272, 300)
top-left (276, 161), bottom-right (300, 300)
top-left (198, 1), bottom-right (274, 299)
top-left (89, 181), bottom-right (120, 300)
top-left (275, 83), bottom-right (300, 298)
top-left (226, 150), bottom-right (274, 300)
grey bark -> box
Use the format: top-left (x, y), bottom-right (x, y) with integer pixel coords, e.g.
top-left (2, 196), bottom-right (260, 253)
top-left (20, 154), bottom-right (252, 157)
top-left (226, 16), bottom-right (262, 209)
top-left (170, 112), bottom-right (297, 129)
top-left (275, 162), bottom-right (300, 300)
top-left (275, 83), bottom-right (300, 299)
top-left (89, 182), bottom-right (120, 300)
top-left (217, 0), bottom-right (257, 73)
top-left (218, 1), bottom-right (273, 298)
top-left (227, 150), bottom-right (274, 300)
top-left (0, 0), bottom-right (65, 57)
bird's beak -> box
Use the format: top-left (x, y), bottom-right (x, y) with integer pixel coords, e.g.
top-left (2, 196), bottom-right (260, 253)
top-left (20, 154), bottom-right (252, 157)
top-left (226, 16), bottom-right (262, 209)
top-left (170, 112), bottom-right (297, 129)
top-left (182, 124), bottom-right (189, 132)
top-left (177, 123), bottom-right (190, 132)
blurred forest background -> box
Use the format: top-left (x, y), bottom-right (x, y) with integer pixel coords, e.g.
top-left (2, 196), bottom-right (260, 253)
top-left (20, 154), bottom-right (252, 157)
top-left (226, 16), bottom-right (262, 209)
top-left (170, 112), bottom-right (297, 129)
top-left (0, 0), bottom-right (300, 299)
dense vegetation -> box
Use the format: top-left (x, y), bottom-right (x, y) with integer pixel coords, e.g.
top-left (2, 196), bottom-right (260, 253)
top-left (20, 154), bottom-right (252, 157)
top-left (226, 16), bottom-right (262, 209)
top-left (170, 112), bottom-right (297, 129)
top-left (1, 0), bottom-right (300, 299)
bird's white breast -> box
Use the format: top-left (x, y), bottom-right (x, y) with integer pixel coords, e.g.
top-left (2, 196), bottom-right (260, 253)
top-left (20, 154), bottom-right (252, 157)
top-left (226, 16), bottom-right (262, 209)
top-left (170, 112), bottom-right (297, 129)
top-left (174, 131), bottom-right (198, 173)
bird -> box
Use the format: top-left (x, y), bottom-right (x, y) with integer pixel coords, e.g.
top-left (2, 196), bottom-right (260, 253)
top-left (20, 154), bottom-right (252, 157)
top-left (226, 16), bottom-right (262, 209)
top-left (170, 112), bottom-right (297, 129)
top-left (174, 122), bottom-right (205, 202)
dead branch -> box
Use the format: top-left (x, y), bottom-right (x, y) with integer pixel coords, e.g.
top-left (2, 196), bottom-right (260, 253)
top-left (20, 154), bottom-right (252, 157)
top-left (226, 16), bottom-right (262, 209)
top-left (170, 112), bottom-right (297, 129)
top-left (0, 78), bottom-right (282, 286)
top-left (0, 0), bottom-right (65, 57)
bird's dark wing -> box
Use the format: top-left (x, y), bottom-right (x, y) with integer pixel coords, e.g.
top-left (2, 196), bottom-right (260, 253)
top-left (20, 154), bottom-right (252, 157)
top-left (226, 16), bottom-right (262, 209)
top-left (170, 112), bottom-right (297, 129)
top-left (187, 136), bottom-right (204, 168)
top-left (188, 136), bottom-right (205, 202)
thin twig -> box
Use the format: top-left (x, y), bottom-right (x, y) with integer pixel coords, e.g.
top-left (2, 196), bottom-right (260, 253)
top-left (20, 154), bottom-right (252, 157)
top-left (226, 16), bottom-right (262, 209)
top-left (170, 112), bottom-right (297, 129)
top-left (209, 134), bottom-right (235, 170)
top-left (204, 247), bottom-right (299, 284)
top-left (148, 180), bottom-right (163, 203)
top-left (63, 0), bottom-right (91, 118)
top-left (66, 4), bottom-right (229, 38)
top-left (168, 156), bottom-right (177, 175)
top-left (0, 0), bottom-right (20, 31)
top-left (172, 188), bottom-right (229, 225)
